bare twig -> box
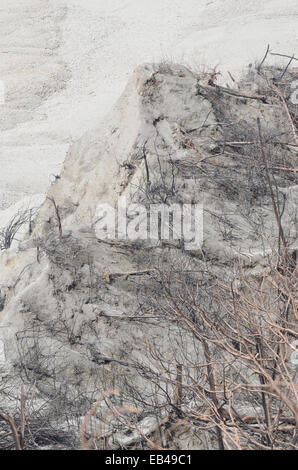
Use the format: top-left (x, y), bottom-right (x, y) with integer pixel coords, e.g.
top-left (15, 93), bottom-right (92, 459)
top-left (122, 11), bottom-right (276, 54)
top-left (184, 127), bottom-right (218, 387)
top-left (257, 44), bottom-right (270, 72)
top-left (47, 197), bottom-right (62, 239)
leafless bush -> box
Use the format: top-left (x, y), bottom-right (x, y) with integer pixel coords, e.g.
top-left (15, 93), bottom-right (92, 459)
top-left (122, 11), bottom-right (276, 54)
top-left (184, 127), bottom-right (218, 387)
top-left (139, 255), bottom-right (297, 450)
top-left (0, 208), bottom-right (36, 251)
